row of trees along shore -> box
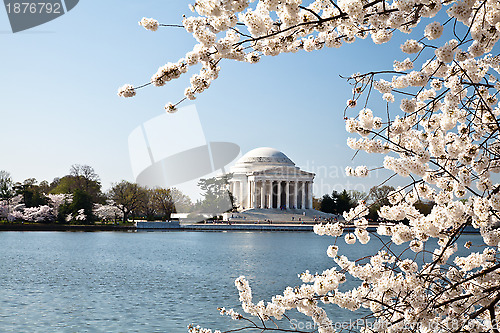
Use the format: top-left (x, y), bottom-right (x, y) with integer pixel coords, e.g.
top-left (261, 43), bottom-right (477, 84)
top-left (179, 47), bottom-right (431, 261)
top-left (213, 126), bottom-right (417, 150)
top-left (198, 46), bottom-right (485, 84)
top-left (0, 165), bottom-right (194, 224)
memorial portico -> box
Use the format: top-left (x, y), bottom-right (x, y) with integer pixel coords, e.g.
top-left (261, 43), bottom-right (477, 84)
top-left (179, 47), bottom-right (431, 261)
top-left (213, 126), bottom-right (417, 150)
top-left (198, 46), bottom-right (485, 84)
top-left (229, 147), bottom-right (315, 210)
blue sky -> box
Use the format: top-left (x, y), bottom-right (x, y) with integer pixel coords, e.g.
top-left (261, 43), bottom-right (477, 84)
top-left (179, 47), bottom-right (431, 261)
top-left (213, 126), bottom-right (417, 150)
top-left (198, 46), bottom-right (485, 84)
top-left (0, 1), bottom-right (452, 196)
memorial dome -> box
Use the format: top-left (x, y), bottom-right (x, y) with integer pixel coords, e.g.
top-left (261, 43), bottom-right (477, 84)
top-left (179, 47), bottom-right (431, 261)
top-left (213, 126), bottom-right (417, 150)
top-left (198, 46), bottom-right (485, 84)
top-left (232, 147), bottom-right (295, 172)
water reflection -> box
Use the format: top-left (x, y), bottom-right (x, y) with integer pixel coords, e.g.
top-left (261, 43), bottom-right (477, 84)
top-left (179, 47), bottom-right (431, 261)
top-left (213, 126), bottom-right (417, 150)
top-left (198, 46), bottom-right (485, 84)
top-left (0, 231), bottom-right (482, 332)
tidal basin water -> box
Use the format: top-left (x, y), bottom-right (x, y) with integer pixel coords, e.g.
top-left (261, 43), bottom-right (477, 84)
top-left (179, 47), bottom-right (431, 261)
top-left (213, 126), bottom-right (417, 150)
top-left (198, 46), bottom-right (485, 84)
top-left (0, 231), bottom-right (479, 332)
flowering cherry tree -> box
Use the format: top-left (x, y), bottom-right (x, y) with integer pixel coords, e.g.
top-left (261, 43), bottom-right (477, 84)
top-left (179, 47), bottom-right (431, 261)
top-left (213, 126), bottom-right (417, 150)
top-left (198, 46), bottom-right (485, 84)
top-left (0, 201), bottom-right (8, 220)
top-left (9, 205), bottom-right (55, 223)
top-left (74, 208), bottom-right (86, 222)
top-left (47, 193), bottom-right (72, 213)
top-left (3, 194), bottom-right (71, 223)
top-left (93, 201), bottom-right (124, 222)
top-left (1, 195), bottom-right (24, 222)
top-left (21, 205), bottom-right (55, 223)
top-left (121, 0), bottom-right (500, 332)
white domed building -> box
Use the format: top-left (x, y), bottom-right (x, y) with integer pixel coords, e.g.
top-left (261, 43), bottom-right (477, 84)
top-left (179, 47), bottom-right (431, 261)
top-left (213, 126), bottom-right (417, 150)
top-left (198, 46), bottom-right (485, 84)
top-left (229, 147), bottom-right (315, 211)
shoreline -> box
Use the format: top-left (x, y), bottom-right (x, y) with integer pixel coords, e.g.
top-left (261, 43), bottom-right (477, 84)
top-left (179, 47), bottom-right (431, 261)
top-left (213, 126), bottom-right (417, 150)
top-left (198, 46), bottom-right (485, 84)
top-left (0, 222), bottom-right (319, 232)
top-left (0, 222), bottom-right (481, 233)
top-left (0, 223), bottom-right (135, 232)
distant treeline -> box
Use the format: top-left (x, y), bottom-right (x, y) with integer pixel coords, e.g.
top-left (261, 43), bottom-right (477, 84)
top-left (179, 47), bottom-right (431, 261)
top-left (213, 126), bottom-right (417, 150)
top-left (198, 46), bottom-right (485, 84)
top-left (315, 186), bottom-right (435, 222)
top-left (0, 165), bottom-right (227, 224)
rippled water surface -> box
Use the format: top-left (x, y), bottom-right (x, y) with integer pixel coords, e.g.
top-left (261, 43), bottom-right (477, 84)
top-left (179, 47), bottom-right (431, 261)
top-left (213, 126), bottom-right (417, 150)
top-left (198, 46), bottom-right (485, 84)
top-left (0, 231), bottom-right (479, 332)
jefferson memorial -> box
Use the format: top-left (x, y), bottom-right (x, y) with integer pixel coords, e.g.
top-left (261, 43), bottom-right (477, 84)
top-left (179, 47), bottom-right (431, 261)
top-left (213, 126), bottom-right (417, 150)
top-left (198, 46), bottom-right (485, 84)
top-left (229, 147), bottom-right (315, 211)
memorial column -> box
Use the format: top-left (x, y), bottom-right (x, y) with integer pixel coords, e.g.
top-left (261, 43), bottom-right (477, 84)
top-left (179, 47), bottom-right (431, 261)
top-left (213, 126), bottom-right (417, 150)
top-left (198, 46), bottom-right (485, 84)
top-left (301, 181), bottom-right (306, 209)
top-left (285, 181), bottom-right (290, 209)
top-left (308, 182), bottom-right (313, 209)
top-left (260, 181), bottom-right (265, 208)
top-left (293, 181), bottom-right (298, 209)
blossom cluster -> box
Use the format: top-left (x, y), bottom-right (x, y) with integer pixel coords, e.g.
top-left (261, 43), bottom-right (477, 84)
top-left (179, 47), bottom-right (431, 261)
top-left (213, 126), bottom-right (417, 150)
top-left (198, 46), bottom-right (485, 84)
top-left (117, 84), bottom-right (136, 98)
top-left (138, 17), bottom-right (159, 31)
top-left (10, 205), bottom-right (54, 223)
top-left (1, 194), bottom-right (122, 224)
top-left (2, 194), bottom-right (71, 223)
top-left (93, 202), bottom-right (123, 221)
top-left (121, 0), bottom-right (474, 105)
top-left (74, 208), bottom-right (86, 221)
top-left (187, 324), bottom-right (221, 333)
